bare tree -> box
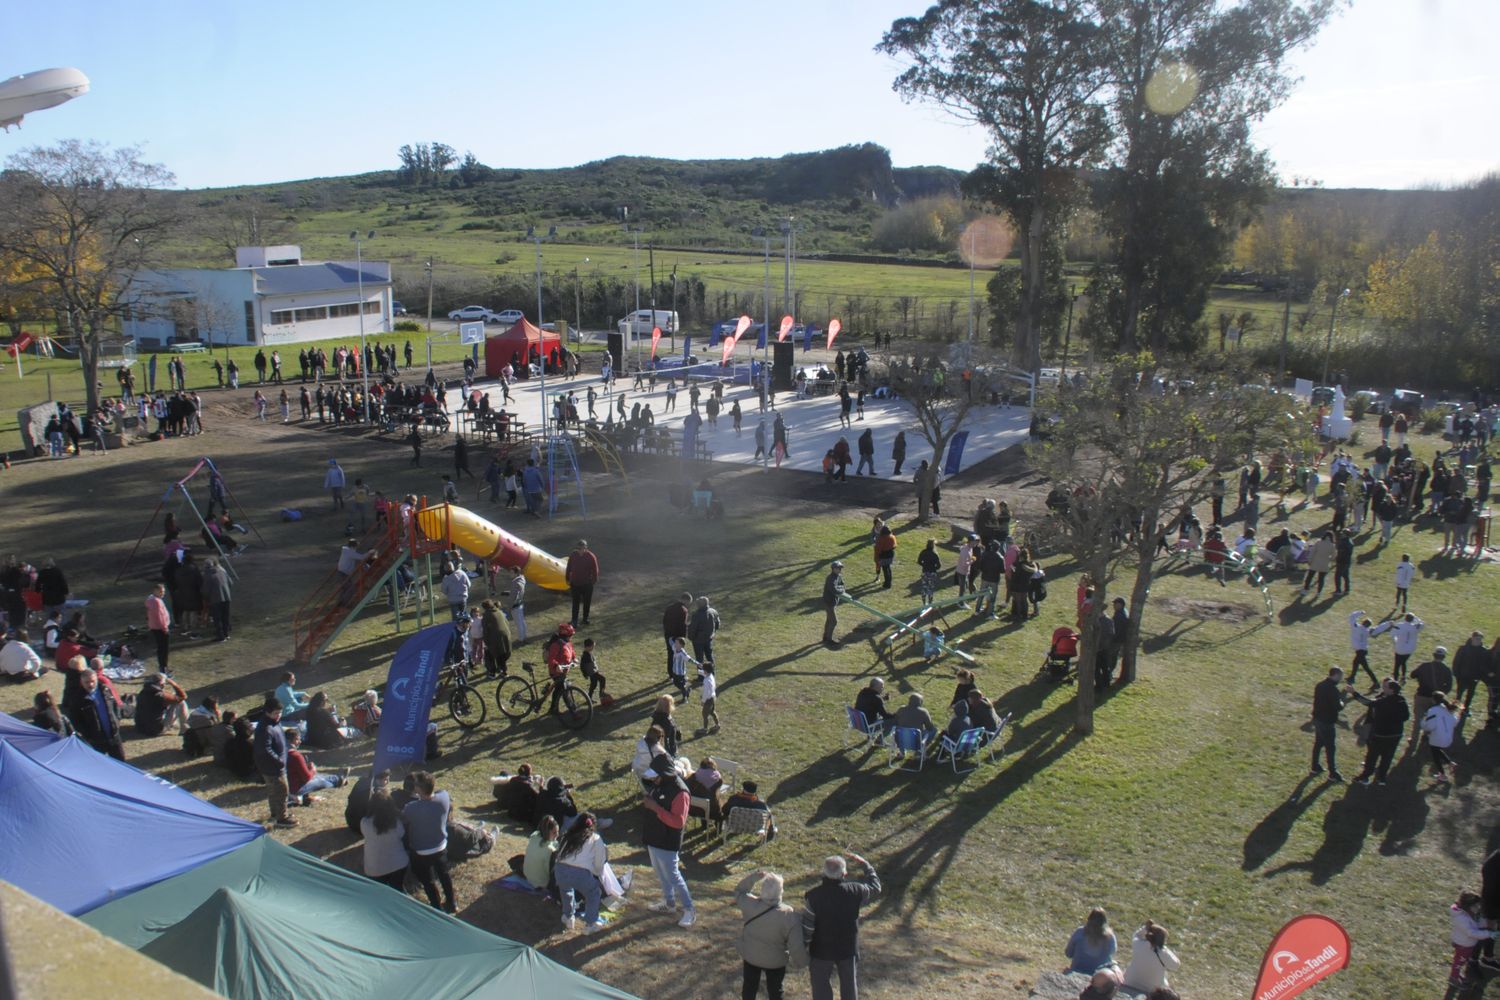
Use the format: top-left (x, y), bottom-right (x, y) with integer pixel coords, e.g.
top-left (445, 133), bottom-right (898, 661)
top-left (190, 192), bottom-right (296, 261)
top-left (0, 140), bottom-right (177, 412)
top-left (1028, 354), bottom-right (1310, 733)
top-left (884, 354), bottom-right (974, 522)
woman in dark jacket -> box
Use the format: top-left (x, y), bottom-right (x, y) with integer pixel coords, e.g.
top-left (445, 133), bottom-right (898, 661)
top-left (305, 691), bottom-right (349, 749)
top-left (481, 600), bottom-right (511, 678)
top-left (35, 558), bottom-right (69, 616)
top-left (536, 776), bottom-right (579, 831)
top-left (1010, 550), bottom-right (1038, 620)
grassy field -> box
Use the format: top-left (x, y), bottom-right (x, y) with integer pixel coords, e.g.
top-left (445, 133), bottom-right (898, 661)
top-left (0, 388), bottom-right (1494, 998)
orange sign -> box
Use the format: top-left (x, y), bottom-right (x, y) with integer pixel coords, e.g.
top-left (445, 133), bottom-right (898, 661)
top-left (650, 326), bottom-right (661, 360)
top-left (1253, 915), bottom-right (1350, 1000)
top-left (826, 318), bottom-right (842, 351)
top-left (778, 315), bottom-right (794, 342)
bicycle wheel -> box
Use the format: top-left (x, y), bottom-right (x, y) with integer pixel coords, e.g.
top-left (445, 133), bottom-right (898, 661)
top-left (495, 675), bottom-right (533, 720)
top-left (557, 684), bottom-right (593, 730)
top-left (448, 684), bottom-right (487, 729)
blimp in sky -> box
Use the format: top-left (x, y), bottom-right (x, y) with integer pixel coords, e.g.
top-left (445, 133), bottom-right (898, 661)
top-left (0, 67), bottom-right (90, 130)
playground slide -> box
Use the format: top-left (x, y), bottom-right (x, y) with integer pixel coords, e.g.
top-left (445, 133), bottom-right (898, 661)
top-left (416, 504), bottom-right (569, 592)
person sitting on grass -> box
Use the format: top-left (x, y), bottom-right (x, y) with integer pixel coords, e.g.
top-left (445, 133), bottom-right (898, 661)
top-left (220, 716), bottom-right (258, 780)
top-left (360, 790), bottom-right (409, 893)
top-left (306, 690), bottom-right (359, 748)
top-left (1078, 970), bottom-right (1120, 1000)
top-left (31, 690), bottom-right (72, 736)
top-left (285, 728), bottom-right (349, 805)
top-left (495, 762), bottom-right (542, 825)
top-left (519, 814), bottom-right (561, 896)
top-left (274, 671), bottom-right (311, 720)
top-left (1065, 907), bottom-right (1119, 974)
top-left (349, 689), bottom-right (381, 735)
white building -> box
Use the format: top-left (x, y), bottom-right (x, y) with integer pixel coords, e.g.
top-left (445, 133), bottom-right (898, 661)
top-left (123, 245), bottom-right (393, 348)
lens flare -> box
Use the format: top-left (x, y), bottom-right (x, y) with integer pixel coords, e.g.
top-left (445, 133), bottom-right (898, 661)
top-left (1145, 61), bottom-right (1200, 116)
top-left (958, 215), bottom-right (1014, 268)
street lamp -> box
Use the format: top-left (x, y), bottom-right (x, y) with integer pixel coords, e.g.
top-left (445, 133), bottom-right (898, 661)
top-left (350, 230), bottom-right (375, 423)
top-left (424, 258), bottom-right (434, 332)
top-left (1321, 287), bottom-right (1351, 386)
top-left (573, 258), bottom-right (589, 341)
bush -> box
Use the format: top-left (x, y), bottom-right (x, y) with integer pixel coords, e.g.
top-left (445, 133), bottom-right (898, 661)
top-left (1420, 410), bottom-right (1447, 434)
top-left (394, 319), bottom-right (422, 333)
top-left (1349, 394), bottom-right (1368, 421)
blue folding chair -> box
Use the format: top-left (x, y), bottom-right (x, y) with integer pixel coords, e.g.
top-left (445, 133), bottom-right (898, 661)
top-left (938, 727), bottom-right (993, 774)
top-left (887, 726), bottom-right (934, 772)
top-left (843, 706), bottom-right (884, 750)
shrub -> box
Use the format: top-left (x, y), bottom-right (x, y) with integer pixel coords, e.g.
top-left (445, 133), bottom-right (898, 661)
top-left (1420, 410), bottom-right (1447, 434)
top-left (1349, 395), bottom-right (1368, 421)
top-left (1346, 429), bottom-right (1362, 446)
top-left (394, 319), bottom-right (422, 332)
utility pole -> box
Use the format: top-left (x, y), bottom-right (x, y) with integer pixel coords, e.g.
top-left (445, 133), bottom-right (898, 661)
top-left (648, 243), bottom-right (657, 340)
top-left (763, 232), bottom-right (771, 362)
top-left (670, 265), bottom-right (678, 350)
top-left (1277, 291), bottom-right (1291, 386)
top-left (783, 217), bottom-right (793, 318)
top-left (1321, 288), bottom-right (1349, 386)
top-left (424, 258), bottom-right (434, 332)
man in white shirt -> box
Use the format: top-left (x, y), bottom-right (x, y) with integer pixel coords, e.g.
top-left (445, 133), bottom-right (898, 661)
top-left (0, 631), bottom-right (45, 678)
top-left (1348, 612), bottom-right (1379, 688)
top-left (1372, 612), bottom-right (1424, 683)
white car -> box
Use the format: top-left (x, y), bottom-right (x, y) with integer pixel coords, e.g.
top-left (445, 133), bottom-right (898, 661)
top-left (448, 305), bottom-right (493, 322)
top-left (493, 309), bottom-right (526, 326)
top-left (1037, 367), bottom-right (1061, 385)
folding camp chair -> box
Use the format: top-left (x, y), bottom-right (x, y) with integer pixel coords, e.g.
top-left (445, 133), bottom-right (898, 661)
top-left (843, 707), bottom-right (884, 750)
top-left (887, 726), bottom-right (934, 772)
top-left (720, 805), bottom-right (772, 846)
top-left (936, 727), bottom-right (993, 774)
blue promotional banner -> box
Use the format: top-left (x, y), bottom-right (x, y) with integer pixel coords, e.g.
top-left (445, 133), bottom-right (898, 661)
top-left (371, 622), bottom-right (451, 775)
top-left (803, 325), bottom-right (817, 353)
top-left (756, 323), bottom-right (767, 350)
top-left (682, 336), bottom-right (692, 358)
top-left (943, 431), bottom-right (970, 476)
top-left (708, 324), bottom-right (721, 347)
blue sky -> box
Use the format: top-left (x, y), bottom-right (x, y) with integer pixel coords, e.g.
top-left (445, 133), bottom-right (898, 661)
top-left (4, 0), bottom-right (1495, 190)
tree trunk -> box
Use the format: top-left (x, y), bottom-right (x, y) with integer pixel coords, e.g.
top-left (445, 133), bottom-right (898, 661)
top-left (81, 314), bottom-right (102, 414)
top-left (1120, 504), bottom-right (1163, 683)
top-left (1074, 555), bottom-right (1110, 735)
top-left (914, 436), bottom-right (948, 524)
top-left (1020, 204), bottom-right (1046, 374)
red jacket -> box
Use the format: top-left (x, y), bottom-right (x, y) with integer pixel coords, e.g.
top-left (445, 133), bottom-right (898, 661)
top-left (565, 549), bottom-right (600, 586)
top-left (287, 749), bottom-right (315, 791)
top-left (546, 637), bottom-right (575, 678)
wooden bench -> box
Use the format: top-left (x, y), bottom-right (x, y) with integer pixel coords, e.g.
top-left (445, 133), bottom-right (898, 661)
top-left (173, 343), bottom-right (207, 354)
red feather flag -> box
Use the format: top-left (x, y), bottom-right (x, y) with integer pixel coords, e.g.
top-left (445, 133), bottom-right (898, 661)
top-left (826, 318), bottom-right (842, 351)
top-left (778, 315), bottom-right (794, 342)
top-left (650, 326), bottom-right (661, 360)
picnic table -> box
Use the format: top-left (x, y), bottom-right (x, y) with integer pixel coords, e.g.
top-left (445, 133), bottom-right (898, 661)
top-left (173, 343), bottom-right (207, 353)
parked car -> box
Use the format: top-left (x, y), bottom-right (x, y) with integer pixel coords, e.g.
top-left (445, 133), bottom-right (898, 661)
top-left (448, 305), bottom-right (493, 322)
top-left (1310, 386), bottom-right (1337, 407)
top-left (1037, 367), bottom-right (1061, 386)
top-left (392, 300), bottom-right (407, 316)
top-left (1389, 388), bottom-right (1425, 416)
top-left (1352, 389), bottom-right (1386, 413)
top-left (618, 309), bottom-right (679, 338)
top-left (493, 309), bottom-right (526, 326)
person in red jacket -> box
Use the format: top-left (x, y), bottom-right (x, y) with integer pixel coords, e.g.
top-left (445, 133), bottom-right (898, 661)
top-left (546, 623), bottom-right (577, 715)
top-left (565, 539), bottom-right (600, 627)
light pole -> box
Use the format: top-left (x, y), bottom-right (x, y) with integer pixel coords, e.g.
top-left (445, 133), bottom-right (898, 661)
top-left (1320, 287), bottom-right (1350, 386)
top-left (781, 217), bottom-right (793, 318)
top-left (534, 236), bottom-right (549, 439)
top-left (966, 227), bottom-right (977, 346)
top-left (631, 229), bottom-right (642, 370)
top-left (573, 257), bottom-right (588, 341)
top-left (350, 230), bottom-right (375, 423)
top-left (424, 258), bottom-right (434, 332)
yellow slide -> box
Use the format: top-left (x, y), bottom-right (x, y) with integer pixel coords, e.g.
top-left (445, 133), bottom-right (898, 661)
top-left (415, 504), bottom-right (569, 591)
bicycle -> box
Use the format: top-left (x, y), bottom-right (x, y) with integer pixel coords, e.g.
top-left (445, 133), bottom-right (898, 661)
top-left (494, 661), bottom-right (593, 729)
top-left (436, 658), bottom-right (488, 730)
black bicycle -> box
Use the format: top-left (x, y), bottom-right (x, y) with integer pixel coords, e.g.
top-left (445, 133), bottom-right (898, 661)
top-left (494, 661), bottom-right (593, 729)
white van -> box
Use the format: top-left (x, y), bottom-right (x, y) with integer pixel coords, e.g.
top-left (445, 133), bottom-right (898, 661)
top-left (617, 310), bottom-right (679, 339)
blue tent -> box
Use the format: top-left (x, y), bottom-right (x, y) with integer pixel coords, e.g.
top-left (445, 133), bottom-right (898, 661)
top-left (0, 735), bottom-right (265, 914)
top-left (0, 711), bottom-right (63, 754)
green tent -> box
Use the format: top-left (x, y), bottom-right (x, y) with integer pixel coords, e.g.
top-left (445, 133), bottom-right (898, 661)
top-left (80, 838), bottom-right (638, 1000)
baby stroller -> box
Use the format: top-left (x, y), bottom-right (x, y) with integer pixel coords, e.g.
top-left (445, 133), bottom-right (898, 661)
top-left (1042, 626), bottom-right (1079, 682)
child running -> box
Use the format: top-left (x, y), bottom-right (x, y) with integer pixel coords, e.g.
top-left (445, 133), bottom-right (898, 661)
top-left (668, 636), bottom-right (696, 701)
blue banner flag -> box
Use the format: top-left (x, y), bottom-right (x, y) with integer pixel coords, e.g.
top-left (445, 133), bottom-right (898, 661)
top-left (756, 323), bottom-right (767, 350)
top-left (371, 622), bottom-right (452, 774)
top-left (682, 336), bottom-right (692, 358)
top-left (943, 431), bottom-right (970, 476)
top-left (708, 324), bottom-right (721, 347)
top-left (803, 324), bottom-right (817, 353)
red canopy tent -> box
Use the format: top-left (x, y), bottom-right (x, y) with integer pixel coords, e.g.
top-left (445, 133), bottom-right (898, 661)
top-left (484, 319), bottom-right (561, 378)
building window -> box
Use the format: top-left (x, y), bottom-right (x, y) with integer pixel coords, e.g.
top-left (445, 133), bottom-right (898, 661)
top-left (270, 308), bottom-right (295, 325)
top-left (244, 301), bottom-right (255, 341)
top-left (294, 306), bottom-right (327, 323)
top-left (364, 300), bottom-right (381, 316)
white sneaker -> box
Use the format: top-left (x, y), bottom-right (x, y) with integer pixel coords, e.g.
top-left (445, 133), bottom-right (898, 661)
top-left (647, 900), bottom-right (678, 913)
top-left (562, 915), bottom-right (575, 931)
top-left (677, 909), bottom-right (697, 928)
top-left (583, 920), bottom-right (608, 934)
top-left (618, 870), bottom-right (633, 893)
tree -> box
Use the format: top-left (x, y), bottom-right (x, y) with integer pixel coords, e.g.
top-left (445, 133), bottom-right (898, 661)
top-left (0, 249), bottom-right (51, 339)
top-left (881, 0), bottom-right (1109, 374)
top-left (1095, 0), bottom-right (1338, 353)
top-left (0, 140), bottom-right (177, 412)
top-left (189, 192), bottom-right (296, 261)
top-left (884, 353), bottom-right (974, 522)
top-left (1028, 354), bottom-right (1309, 733)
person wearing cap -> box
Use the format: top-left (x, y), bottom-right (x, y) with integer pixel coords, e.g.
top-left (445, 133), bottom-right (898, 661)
top-left (802, 852), bottom-right (880, 1000)
top-left (736, 867), bottom-right (807, 1000)
top-left (565, 539), bottom-right (600, 627)
top-left (1409, 645), bottom-right (1453, 748)
top-left (545, 623), bottom-right (577, 715)
top-left (643, 754), bottom-right (696, 928)
top-left (822, 562), bottom-right (846, 648)
top-left (323, 458), bottom-right (346, 511)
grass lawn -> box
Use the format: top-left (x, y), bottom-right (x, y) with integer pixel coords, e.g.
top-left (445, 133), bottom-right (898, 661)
top-left (0, 380), bottom-right (1491, 998)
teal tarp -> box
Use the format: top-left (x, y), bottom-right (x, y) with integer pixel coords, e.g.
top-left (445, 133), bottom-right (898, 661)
top-left (81, 837), bottom-right (638, 1000)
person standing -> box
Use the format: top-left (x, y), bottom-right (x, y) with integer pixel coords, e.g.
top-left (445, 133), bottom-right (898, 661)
top-left (1406, 645), bottom-right (1452, 748)
top-left (1374, 612), bottom-right (1424, 682)
top-left (324, 459), bottom-right (346, 511)
top-left (402, 771), bottom-right (457, 912)
top-left (687, 596), bottom-right (721, 663)
top-left (407, 425), bottom-right (422, 466)
top-left (1347, 612), bottom-right (1379, 689)
top-left (253, 696), bottom-right (295, 828)
top-left (1333, 529), bottom-right (1354, 595)
top-left (1420, 694), bottom-right (1461, 783)
top-left (643, 757), bottom-right (696, 928)
top-left (802, 852), bottom-right (881, 1000)
top-left (145, 583), bottom-right (172, 673)
top-left (439, 563), bottom-right (471, 621)
top-left (481, 599), bottom-right (512, 677)
top-left (822, 562), bottom-right (845, 648)
top-left (521, 459), bottom-right (545, 517)
top-left (1310, 666), bottom-right (1349, 782)
top-left (201, 557), bottom-right (232, 642)
top-left (855, 428), bottom-right (875, 476)
top-left (736, 870), bottom-right (808, 1000)
top-left (661, 591), bottom-right (692, 684)
top-left (1348, 678), bottom-right (1410, 786)
top-left (64, 666), bottom-right (125, 761)
top-left (453, 434), bottom-right (473, 480)
top-left (1302, 531), bottom-right (1335, 596)
top-left (565, 539), bottom-right (600, 627)
top-left (1454, 632), bottom-right (1492, 719)
top-left (506, 569), bottom-right (528, 644)
top-left (1393, 554), bottom-right (1415, 611)
top-left (891, 430), bottom-right (906, 477)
